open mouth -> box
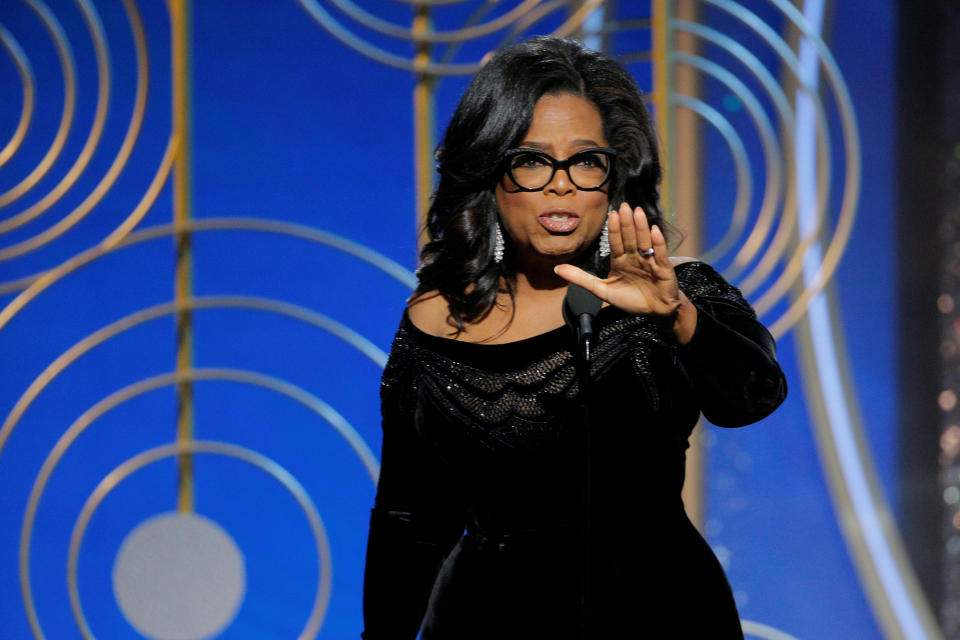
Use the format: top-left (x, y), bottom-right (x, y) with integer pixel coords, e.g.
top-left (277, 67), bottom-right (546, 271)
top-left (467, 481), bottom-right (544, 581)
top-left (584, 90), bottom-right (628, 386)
top-left (538, 210), bottom-right (581, 233)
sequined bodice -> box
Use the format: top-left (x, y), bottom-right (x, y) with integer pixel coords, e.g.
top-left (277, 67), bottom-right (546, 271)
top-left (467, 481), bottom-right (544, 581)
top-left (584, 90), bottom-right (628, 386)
top-left (384, 262), bottom-right (754, 437)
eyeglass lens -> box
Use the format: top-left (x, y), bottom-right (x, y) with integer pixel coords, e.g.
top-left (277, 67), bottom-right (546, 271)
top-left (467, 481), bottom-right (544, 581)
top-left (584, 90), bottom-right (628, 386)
top-left (508, 150), bottom-right (611, 190)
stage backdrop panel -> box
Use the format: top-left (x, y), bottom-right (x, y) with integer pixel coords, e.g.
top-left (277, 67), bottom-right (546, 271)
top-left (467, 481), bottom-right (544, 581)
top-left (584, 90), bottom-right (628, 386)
top-left (0, 2), bottom-right (923, 639)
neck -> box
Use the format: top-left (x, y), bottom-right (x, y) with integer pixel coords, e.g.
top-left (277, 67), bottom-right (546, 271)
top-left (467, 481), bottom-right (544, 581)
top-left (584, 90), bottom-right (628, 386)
top-left (511, 255), bottom-right (575, 297)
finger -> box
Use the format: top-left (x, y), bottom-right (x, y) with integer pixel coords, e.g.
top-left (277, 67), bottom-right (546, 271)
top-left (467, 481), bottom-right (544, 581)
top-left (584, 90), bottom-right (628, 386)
top-left (650, 224), bottom-right (671, 269)
top-left (634, 207), bottom-right (653, 254)
top-left (617, 202), bottom-right (638, 254)
top-left (607, 210), bottom-right (625, 257)
top-left (554, 264), bottom-right (610, 301)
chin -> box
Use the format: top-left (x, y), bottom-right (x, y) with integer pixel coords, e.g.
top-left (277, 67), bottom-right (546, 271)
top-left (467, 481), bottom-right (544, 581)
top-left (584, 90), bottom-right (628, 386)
top-left (535, 244), bottom-right (587, 262)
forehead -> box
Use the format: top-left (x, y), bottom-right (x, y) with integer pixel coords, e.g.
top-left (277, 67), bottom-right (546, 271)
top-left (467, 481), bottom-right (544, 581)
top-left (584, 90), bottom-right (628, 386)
top-left (520, 93), bottom-right (607, 149)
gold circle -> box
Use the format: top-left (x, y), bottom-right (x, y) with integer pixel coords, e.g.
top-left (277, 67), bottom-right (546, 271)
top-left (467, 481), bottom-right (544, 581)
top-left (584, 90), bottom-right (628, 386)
top-left (0, 24), bottom-right (36, 169)
top-left (0, 0), bottom-right (153, 272)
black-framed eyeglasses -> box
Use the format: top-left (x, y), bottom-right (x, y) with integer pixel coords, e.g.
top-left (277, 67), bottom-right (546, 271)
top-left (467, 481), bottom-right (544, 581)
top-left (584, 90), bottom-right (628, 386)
top-left (502, 147), bottom-right (616, 192)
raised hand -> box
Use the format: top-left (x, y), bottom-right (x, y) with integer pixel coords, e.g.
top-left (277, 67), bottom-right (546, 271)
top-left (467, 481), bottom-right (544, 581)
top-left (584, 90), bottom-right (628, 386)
top-left (554, 202), bottom-right (698, 343)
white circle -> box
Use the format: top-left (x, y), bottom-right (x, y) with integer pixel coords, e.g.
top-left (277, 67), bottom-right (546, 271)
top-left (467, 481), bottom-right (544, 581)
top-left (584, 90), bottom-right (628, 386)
top-left (113, 512), bottom-right (246, 640)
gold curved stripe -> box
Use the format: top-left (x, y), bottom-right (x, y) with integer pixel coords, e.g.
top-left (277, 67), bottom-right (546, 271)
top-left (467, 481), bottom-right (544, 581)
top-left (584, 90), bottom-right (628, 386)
top-left (733, 93), bottom-right (828, 299)
top-left (100, 132), bottom-right (177, 246)
top-left (728, 122), bottom-right (794, 282)
top-left (746, 96), bottom-right (831, 318)
top-left (1, 0), bottom-right (111, 219)
top-left (741, 65), bottom-right (833, 311)
top-left (0, 131), bottom-right (177, 295)
top-left (0, 295), bottom-right (389, 461)
top-left (766, 62), bottom-right (861, 335)
top-left (735, 84), bottom-right (830, 303)
top-left (670, 52), bottom-right (785, 270)
top-left (690, 0), bottom-right (861, 338)
top-left (771, 0), bottom-right (928, 632)
top-left (550, 0), bottom-right (603, 39)
top-left (750, 130), bottom-right (830, 314)
top-left (498, 0), bottom-right (567, 44)
top-left (0, 0), bottom-right (148, 247)
top-left (767, 157), bottom-right (857, 337)
top-left (794, 293), bottom-right (942, 638)
top-left (667, 20), bottom-right (796, 282)
top-left (0, 214), bottom-right (417, 332)
top-left (672, 96), bottom-right (753, 263)
top-left (0, 24), bottom-right (35, 168)
top-left (320, 0), bottom-right (541, 44)
top-left (0, 0), bottom-right (113, 253)
top-left (64, 441), bottom-right (334, 640)
top-left (664, 10), bottom-right (831, 316)
top-left (0, 0), bottom-right (76, 209)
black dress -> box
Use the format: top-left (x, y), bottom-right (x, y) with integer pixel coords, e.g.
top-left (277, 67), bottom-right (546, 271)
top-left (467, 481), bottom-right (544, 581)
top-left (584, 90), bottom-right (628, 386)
top-left (362, 262), bottom-right (786, 639)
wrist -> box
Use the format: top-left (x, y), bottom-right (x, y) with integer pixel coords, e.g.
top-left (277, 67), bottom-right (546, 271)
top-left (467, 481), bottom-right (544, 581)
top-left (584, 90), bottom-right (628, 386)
top-left (671, 292), bottom-right (698, 344)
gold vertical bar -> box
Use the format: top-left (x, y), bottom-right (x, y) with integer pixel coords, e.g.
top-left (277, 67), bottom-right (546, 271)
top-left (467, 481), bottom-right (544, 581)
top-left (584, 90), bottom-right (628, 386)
top-left (672, 0), bottom-right (702, 252)
top-left (651, 0), bottom-right (673, 218)
top-left (654, 0), bottom-right (706, 532)
top-left (171, 0), bottom-right (195, 514)
top-left (413, 3), bottom-right (435, 249)
top-left (672, 0), bottom-right (706, 533)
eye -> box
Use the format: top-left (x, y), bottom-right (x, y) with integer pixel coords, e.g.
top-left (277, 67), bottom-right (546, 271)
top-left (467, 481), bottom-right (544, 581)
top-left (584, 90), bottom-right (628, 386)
top-left (572, 152), bottom-right (608, 169)
top-left (510, 153), bottom-right (551, 169)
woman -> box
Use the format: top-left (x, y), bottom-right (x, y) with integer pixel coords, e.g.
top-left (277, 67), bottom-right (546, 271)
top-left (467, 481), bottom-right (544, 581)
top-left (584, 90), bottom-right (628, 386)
top-left (362, 37), bottom-right (786, 639)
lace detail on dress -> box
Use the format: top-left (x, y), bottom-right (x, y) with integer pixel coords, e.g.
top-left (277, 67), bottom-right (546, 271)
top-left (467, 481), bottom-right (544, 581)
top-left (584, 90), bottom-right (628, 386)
top-left (381, 261), bottom-right (749, 448)
top-left (392, 326), bottom-right (578, 424)
top-left (386, 317), bottom-right (673, 449)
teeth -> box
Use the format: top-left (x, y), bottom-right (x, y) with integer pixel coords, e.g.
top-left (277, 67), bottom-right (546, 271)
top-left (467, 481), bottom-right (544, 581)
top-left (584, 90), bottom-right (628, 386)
top-left (549, 214), bottom-right (569, 220)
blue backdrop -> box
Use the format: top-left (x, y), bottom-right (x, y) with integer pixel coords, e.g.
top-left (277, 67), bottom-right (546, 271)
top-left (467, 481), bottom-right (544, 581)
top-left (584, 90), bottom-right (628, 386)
top-left (0, 1), bottom-right (901, 638)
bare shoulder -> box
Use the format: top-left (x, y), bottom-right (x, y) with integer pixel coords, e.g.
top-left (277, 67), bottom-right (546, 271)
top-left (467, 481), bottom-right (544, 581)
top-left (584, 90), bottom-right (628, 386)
top-left (406, 290), bottom-right (451, 337)
top-left (669, 256), bottom-right (698, 266)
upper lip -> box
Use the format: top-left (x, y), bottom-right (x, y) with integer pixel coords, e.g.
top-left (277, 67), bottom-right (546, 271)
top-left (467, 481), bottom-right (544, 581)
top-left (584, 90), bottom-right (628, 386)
top-left (539, 208), bottom-right (580, 218)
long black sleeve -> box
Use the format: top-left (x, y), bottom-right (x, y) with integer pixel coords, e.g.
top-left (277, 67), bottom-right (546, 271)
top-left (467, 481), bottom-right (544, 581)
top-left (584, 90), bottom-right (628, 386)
top-left (362, 333), bottom-right (466, 639)
top-left (675, 262), bottom-right (787, 427)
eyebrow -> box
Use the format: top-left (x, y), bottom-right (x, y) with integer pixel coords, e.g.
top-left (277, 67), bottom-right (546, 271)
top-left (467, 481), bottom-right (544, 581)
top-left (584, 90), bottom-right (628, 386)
top-left (517, 139), bottom-right (603, 150)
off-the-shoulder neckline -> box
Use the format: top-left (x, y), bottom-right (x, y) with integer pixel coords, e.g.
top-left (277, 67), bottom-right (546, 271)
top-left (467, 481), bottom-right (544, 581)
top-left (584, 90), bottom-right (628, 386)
top-left (402, 261), bottom-right (703, 351)
top-left (402, 303), bottom-right (626, 349)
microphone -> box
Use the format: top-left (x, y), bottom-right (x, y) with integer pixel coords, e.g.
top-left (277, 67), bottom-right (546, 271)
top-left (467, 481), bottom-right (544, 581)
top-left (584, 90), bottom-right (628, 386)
top-left (563, 283), bottom-right (602, 363)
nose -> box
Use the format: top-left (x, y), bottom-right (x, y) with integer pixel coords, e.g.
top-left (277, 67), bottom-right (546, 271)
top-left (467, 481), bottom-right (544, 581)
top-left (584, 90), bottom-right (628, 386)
top-left (545, 167), bottom-right (576, 196)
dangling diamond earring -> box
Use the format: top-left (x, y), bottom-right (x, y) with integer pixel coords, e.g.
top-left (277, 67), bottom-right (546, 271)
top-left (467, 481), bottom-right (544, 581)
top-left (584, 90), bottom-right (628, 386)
top-left (493, 223), bottom-right (505, 263)
top-left (599, 216), bottom-right (611, 257)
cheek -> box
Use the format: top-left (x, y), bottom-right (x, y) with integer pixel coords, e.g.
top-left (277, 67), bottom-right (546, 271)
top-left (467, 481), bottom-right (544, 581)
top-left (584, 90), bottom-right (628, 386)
top-left (494, 189), bottom-right (537, 231)
top-left (587, 193), bottom-right (611, 223)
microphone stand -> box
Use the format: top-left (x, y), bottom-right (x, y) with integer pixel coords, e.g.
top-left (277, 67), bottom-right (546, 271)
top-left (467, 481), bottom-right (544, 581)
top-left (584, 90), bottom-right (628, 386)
top-left (563, 284), bottom-right (601, 640)
top-left (576, 324), bottom-right (593, 640)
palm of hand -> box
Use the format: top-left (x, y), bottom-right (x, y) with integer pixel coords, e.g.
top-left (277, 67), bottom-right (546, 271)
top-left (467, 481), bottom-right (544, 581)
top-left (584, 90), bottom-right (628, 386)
top-left (556, 203), bottom-right (681, 321)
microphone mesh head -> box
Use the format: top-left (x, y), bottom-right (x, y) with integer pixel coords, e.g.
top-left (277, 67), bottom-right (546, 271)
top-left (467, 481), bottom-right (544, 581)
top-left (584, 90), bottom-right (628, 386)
top-left (565, 284), bottom-right (602, 318)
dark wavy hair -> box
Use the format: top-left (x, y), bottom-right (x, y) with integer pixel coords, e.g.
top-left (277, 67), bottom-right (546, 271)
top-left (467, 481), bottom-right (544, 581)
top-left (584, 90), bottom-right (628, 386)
top-left (415, 36), bottom-right (666, 332)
